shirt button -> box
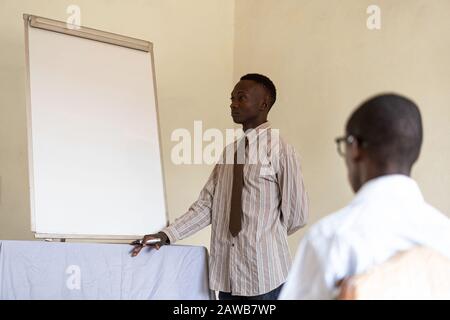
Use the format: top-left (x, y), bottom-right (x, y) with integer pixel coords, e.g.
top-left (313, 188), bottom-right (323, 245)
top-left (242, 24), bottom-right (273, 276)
top-left (231, 243), bottom-right (235, 247)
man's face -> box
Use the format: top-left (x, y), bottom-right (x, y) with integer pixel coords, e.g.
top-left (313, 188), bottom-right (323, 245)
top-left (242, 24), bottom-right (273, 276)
top-left (230, 80), bottom-right (267, 125)
top-left (344, 136), bottom-right (362, 193)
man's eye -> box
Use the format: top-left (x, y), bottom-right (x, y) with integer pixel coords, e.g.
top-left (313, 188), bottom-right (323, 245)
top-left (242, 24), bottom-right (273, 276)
top-left (239, 96), bottom-right (246, 101)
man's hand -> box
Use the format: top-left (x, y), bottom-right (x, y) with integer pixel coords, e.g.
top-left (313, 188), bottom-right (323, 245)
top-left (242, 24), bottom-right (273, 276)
top-left (130, 232), bottom-right (169, 257)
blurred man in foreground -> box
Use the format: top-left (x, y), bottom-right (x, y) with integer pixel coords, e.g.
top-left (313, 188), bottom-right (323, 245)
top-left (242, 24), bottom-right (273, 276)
top-left (280, 93), bottom-right (450, 299)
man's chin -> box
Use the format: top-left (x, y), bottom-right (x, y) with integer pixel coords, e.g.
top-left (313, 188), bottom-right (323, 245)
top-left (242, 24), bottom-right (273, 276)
top-left (231, 116), bottom-right (244, 124)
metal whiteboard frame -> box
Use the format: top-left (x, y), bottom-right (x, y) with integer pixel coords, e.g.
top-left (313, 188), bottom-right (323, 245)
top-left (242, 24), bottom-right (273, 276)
top-left (23, 14), bottom-right (169, 241)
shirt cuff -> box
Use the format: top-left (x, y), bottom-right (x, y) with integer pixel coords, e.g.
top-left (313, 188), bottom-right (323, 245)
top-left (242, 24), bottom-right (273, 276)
top-left (161, 225), bottom-right (180, 244)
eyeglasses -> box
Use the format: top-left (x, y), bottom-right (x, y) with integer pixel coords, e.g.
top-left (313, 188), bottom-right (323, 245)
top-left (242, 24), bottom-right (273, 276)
top-left (334, 135), bottom-right (356, 157)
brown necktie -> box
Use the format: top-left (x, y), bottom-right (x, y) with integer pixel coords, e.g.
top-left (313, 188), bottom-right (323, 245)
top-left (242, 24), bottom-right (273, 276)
top-left (229, 138), bottom-right (247, 237)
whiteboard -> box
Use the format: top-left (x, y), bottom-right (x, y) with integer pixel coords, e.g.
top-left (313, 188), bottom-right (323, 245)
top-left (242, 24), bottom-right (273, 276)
top-left (24, 15), bottom-right (168, 239)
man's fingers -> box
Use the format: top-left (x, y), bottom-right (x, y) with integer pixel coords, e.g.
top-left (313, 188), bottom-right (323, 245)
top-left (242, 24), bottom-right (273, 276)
top-left (131, 245), bottom-right (143, 257)
top-left (131, 246), bottom-right (141, 256)
top-left (130, 233), bottom-right (166, 256)
top-left (130, 242), bottom-right (163, 256)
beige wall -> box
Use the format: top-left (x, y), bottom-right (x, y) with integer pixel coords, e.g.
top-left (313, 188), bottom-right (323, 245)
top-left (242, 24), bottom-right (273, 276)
top-left (234, 0), bottom-right (450, 254)
top-left (1, 0), bottom-right (449, 256)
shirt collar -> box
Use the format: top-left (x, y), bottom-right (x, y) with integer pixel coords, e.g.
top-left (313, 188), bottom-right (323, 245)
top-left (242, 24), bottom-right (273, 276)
top-left (242, 121), bottom-right (272, 145)
top-left (352, 174), bottom-right (424, 204)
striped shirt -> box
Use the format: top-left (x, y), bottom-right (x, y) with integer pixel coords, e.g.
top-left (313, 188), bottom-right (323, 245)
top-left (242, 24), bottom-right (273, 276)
top-left (162, 121), bottom-right (309, 296)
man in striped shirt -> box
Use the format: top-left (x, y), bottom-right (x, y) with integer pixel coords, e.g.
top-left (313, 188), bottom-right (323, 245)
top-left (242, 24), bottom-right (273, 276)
top-left (132, 73), bottom-right (309, 300)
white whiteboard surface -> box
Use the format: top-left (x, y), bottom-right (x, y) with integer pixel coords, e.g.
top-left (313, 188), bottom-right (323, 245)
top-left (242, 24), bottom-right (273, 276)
top-left (24, 16), bottom-right (168, 239)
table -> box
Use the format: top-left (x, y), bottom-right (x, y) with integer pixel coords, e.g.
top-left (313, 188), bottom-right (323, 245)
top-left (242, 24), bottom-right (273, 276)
top-left (0, 240), bottom-right (213, 300)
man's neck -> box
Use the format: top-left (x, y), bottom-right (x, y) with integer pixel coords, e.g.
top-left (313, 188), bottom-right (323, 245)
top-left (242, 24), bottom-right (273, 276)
top-left (242, 119), bottom-right (268, 132)
top-left (362, 162), bottom-right (411, 186)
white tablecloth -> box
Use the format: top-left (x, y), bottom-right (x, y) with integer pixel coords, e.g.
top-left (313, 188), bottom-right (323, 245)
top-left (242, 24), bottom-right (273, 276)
top-left (0, 240), bottom-right (213, 300)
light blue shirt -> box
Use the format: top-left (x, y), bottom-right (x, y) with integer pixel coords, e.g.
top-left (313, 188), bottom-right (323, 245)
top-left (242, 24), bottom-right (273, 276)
top-left (279, 175), bottom-right (450, 299)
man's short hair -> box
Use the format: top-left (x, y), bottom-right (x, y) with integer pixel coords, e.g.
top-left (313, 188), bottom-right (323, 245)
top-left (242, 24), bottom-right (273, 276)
top-left (346, 93), bottom-right (423, 169)
top-left (240, 73), bottom-right (277, 108)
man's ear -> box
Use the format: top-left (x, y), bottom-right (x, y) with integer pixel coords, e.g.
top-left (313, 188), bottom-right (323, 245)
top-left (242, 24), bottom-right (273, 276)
top-left (349, 140), bottom-right (363, 162)
top-left (259, 95), bottom-right (270, 111)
